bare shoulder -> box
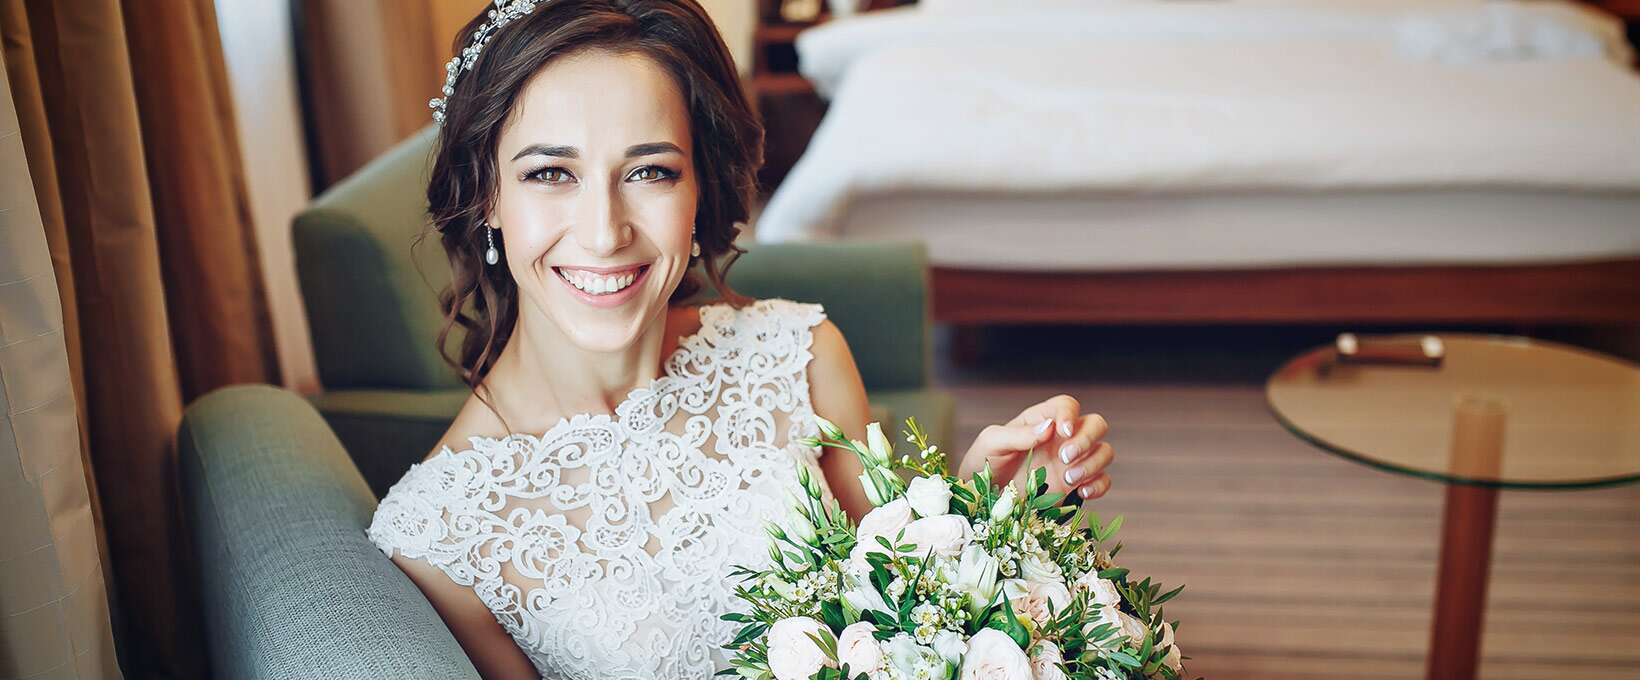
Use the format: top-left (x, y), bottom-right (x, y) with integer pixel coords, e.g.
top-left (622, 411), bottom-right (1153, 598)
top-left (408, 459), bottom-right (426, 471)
top-left (805, 316), bottom-right (869, 424)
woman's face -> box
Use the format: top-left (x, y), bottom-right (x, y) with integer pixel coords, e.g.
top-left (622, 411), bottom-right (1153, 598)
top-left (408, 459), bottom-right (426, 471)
top-left (491, 49), bottom-right (698, 353)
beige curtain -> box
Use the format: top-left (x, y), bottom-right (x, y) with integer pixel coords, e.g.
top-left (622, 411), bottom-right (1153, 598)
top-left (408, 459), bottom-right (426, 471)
top-left (0, 47), bottom-right (124, 680)
top-left (1, 0), bottom-right (281, 678)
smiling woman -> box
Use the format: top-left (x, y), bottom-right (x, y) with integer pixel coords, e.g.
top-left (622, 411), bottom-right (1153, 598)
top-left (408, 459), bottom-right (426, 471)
top-left (369, 2), bottom-right (857, 679)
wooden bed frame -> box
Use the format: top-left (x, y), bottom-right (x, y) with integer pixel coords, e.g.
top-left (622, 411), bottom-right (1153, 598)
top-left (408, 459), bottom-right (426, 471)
top-left (932, 258), bottom-right (1640, 325)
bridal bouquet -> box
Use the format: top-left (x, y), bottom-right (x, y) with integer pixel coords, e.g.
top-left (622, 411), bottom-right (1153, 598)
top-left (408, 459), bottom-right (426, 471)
top-left (721, 417), bottom-right (1192, 680)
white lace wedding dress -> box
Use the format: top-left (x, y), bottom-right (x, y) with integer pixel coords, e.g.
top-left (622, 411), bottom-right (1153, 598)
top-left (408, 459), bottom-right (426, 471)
top-left (367, 298), bottom-right (836, 679)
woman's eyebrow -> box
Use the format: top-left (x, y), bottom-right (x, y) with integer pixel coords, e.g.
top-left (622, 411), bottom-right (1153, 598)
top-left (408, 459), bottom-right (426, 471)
top-left (625, 142), bottom-right (683, 158)
top-left (512, 144), bottom-right (577, 161)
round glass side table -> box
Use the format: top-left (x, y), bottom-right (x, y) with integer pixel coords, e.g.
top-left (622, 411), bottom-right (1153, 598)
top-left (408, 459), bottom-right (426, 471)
top-left (1266, 334), bottom-right (1640, 680)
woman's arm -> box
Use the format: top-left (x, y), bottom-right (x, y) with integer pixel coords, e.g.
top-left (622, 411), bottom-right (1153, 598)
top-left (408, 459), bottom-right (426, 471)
top-left (806, 319), bottom-right (875, 521)
top-left (392, 552), bottom-right (538, 680)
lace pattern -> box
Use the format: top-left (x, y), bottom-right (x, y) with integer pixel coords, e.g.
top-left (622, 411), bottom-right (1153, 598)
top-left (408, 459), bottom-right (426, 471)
top-left (368, 298), bottom-right (831, 679)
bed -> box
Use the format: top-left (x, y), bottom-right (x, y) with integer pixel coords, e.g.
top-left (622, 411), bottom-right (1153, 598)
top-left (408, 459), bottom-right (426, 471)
top-left (752, 0), bottom-right (1640, 328)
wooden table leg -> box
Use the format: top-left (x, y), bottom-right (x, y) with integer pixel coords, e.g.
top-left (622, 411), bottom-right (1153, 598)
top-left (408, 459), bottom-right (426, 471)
top-left (1426, 483), bottom-right (1499, 680)
top-left (1426, 396), bottom-right (1506, 680)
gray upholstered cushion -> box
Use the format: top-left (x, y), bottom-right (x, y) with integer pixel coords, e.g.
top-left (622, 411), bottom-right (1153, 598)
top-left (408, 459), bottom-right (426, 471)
top-left (178, 385), bottom-right (480, 680)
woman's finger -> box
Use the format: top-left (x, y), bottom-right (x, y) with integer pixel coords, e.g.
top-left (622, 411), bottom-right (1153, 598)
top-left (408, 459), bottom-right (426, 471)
top-left (1007, 394), bottom-right (1082, 438)
top-left (974, 420), bottom-right (1055, 462)
top-left (1061, 441), bottom-right (1114, 487)
top-left (1077, 472), bottom-right (1113, 500)
top-left (1056, 413), bottom-right (1111, 466)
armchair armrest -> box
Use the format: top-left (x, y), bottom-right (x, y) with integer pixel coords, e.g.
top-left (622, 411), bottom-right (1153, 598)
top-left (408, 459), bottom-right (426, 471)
top-left (178, 385), bottom-right (481, 680)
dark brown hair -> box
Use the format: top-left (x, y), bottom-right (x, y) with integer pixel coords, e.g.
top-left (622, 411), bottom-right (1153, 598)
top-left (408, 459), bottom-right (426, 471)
top-left (425, 0), bottom-right (761, 393)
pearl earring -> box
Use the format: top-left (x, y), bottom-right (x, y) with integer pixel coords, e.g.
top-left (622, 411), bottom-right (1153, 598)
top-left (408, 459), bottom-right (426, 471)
top-left (484, 222), bottom-right (499, 265)
top-left (691, 239), bottom-right (701, 258)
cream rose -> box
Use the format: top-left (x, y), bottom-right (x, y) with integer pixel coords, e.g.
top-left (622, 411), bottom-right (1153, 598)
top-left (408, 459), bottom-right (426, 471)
top-left (901, 514), bottom-right (972, 557)
top-left (1158, 620), bottom-right (1182, 673)
top-left (836, 622), bottom-right (883, 675)
top-left (1028, 640), bottom-right (1068, 680)
top-left (1086, 604), bottom-right (1147, 650)
top-left (960, 628), bottom-right (1032, 680)
top-left (1072, 572), bottom-right (1123, 608)
top-left (998, 578), bottom-right (1071, 625)
top-left (767, 617), bottom-right (835, 680)
top-left (905, 476), bottom-right (953, 518)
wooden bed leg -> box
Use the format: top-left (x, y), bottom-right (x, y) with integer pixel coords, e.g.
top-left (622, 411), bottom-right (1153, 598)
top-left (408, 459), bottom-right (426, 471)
top-left (950, 324), bottom-right (986, 366)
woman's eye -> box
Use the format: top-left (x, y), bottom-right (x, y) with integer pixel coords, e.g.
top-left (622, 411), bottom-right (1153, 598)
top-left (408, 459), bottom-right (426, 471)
top-left (525, 167), bottom-right (574, 184)
top-left (627, 165), bottom-right (678, 183)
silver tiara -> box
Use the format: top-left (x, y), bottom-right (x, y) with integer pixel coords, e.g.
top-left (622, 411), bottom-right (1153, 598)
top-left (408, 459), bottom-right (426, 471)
top-left (430, 0), bottom-right (549, 126)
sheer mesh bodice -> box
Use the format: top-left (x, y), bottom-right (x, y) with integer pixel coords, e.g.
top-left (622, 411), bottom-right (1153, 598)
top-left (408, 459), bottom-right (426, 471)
top-left (367, 299), bottom-right (834, 679)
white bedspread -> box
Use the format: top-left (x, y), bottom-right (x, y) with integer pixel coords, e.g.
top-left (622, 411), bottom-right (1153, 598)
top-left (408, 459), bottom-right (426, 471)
top-left (755, 0), bottom-right (1640, 243)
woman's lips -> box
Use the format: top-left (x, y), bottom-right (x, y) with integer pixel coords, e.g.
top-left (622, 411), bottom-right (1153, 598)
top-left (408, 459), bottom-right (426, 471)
top-left (553, 263), bottom-right (649, 308)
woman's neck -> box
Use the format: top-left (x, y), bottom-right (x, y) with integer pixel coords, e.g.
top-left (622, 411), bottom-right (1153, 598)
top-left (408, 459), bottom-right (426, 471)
top-left (482, 303), bottom-right (689, 433)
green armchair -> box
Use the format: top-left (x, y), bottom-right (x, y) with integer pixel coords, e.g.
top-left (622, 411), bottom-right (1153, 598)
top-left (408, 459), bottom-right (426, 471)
top-left (177, 128), bottom-right (952, 678)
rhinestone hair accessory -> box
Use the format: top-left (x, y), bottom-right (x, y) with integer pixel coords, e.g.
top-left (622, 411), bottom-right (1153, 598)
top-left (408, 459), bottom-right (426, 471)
top-left (430, 0), bottom-right (549, 126)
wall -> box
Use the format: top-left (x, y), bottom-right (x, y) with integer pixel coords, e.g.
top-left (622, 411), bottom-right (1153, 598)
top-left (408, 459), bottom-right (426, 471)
top-left (214, 0), bottom-right (319, 392)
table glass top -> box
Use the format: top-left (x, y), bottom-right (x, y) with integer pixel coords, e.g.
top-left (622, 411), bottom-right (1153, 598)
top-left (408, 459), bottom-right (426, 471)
top-left (1266, 334), bottom-right (1640, 489)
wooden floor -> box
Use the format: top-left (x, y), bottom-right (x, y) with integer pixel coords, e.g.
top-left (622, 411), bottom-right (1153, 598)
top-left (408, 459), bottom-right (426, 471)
top-left (932, 324), bottom-right (1640, 680)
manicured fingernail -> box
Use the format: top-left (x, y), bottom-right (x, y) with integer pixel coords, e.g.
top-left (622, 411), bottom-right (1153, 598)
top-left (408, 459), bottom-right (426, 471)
top-left (1064, 467), bottom-right (1083, 485)
top-left (1079, 485), bottom-right (1095, 499)
top-left (1035, 419), bottom-right (1053, 436)
top-left (1059, 443), bottom-right (1079, 464)
top-left (1058, 419), bottom-right (1074, 438)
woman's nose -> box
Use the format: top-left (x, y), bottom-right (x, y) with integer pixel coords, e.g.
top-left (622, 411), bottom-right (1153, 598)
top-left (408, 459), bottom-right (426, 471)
top-left (572, 184), bottom-right (632, 257)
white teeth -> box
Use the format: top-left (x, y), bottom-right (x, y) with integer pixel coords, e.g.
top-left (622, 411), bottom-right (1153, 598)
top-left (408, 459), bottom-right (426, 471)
top-left (561, 268), bottom-right (639, 295)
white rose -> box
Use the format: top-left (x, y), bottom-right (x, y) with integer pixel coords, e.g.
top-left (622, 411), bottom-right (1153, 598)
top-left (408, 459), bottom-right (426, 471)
top-left (960, 628), bottom-right (1032, 680)
top-left (901, 514), bottom-right (972, 558)
top-left (1072, 572), bottom-right (1123, 608)
top-left (884, 634), bottom-right (948, 678)
top-left (767, 617), bottom-right (836, 680)
top-left (853, 498), bottom-right (914, 565)
top-left (1028, 640), bottom-right (1068, 680)
top-left (1158, 620), bottom-right (1182, 673)
top-left (990, 484), bottom-right (1018, 520)
top-left (1020, 552), bottom-right (1064, 585)
top-left (837, 622), bottom-right (883, 675)
top-left (932, 630), bottom-right (967, 667)
top-left (905, 476), bottom-right (953, 518)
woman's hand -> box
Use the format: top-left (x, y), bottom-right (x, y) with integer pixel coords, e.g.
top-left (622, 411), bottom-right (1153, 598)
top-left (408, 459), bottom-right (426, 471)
top-left (957, 394), bottom-right (1114, 502)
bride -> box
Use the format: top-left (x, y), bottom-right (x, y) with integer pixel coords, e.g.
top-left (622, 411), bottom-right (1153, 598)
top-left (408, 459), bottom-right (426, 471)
top-left (366, 1), bottom-right (1116, 678)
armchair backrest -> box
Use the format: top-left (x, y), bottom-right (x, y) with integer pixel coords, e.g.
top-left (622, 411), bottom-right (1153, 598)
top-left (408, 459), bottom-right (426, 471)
top-left (293, 127), bottom-right (930, 393)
